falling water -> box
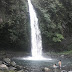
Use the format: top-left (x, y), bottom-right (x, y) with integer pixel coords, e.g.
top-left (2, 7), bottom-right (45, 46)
top-left (18, 0), bottom-right (52, 60)
top-left (28, 0), bottom-right (42, 58)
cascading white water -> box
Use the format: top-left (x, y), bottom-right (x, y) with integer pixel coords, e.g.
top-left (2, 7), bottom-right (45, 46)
top-left (28, 0), bottom-right (42, 58)
top-left (18, 0), bottom-right (52, 60)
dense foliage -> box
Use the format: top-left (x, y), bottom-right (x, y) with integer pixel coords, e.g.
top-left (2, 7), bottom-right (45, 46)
top-left (32, 0), bottom-right (72, 51)
top-left (0, 0), bottom-right (30, 51)
top-left (0, 0), bottom-right (72, 52)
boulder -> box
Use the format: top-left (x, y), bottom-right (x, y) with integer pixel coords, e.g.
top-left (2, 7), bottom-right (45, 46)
top-left (9, 66), bottom-right (16, 70)
top-left (11, 61), bottom-right (16, 66)
top-left (61, 70), bottom-right (67, 72)
top-left (0, 64), bottom-right (8, 70)
top-left (3, 58), bottom-right (11, 63)
top-left (0, 61), bottom-right (2, 65)
top-left (68, 71), bottom-right (72, 72)
top-left (16, 65), bottom-right (23, 71)
top-left (60, 55), bottom-right (64, 58)
top-left (17, 70), bottom-right (24, 72)
top-left (24, 70), bottom-right (28, 72)
top-left (43, 67), bottom-right (50, 72)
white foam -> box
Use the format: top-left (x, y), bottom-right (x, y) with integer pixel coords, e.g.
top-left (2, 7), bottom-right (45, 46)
top-left (18, 56), bottom-right (52, 61)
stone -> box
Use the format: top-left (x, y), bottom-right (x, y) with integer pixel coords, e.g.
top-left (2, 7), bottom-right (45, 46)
top-left (0, 61), bottom-right (2, 65)
top-left (0, 70), bottom-right (4, 72)
top-left (3, 58), bottom-right (11, 63)
top-left (11, 61), bottom-right (16, 66)
top-left (17, 70), bottom-right (24, 72)
top-left (68, 71), bottom-right (72, 72)
top-left (43, 67), bottom-right (50, 72)
top-left (9, 67), bottom-right (16, 70)
top-left (24, 70), bottom-right (28, 72)
top-left (60, 55), bottom-right (64, 58)
top-left (16, 65), bottom-right (23, 70)
top-left (0, 64), bottom-right (8, 70)
top-left (61, 70), bottom-right (67, 72)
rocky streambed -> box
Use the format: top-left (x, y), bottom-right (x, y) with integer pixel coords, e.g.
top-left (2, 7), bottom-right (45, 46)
top-left (0, 51), bottom-right (72, 72)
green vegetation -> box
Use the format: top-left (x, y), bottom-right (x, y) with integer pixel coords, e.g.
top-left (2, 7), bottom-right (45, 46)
top-left (0, 0), bottom-right (72, 52)
top-left (48, 50), bottom-right (72, 56)
top-left (0, 0), bottom-right (30, 51)
top-left (58, 50), bottom-right (72, 55)
top-left (35, 0), bottom-right (72, 51)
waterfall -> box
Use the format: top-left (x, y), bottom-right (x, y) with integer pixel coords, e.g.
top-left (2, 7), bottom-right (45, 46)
top-left (19, 0), bottom-right (52, 60)
top-left (28, 0), bottom-right (42, 58)
top-left (15, 0), bottom-right (52, 61)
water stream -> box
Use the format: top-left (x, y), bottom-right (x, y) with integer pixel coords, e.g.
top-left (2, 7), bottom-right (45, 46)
top-left (28, 0), bottom-right (42, 58)
top-left (24, 0), bottom-right (52, 60)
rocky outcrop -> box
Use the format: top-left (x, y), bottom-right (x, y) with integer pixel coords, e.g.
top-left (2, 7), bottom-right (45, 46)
top-left (0, 58), bottom-right (29, 72)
